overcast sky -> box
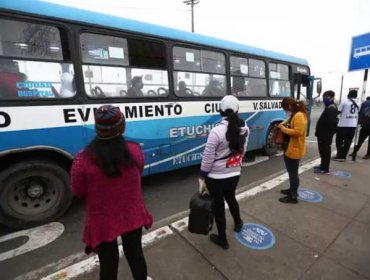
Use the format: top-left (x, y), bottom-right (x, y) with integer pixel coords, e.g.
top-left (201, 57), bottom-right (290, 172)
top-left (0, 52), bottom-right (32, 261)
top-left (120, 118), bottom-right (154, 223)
top-left (44, 0), bottom-right (370, 100)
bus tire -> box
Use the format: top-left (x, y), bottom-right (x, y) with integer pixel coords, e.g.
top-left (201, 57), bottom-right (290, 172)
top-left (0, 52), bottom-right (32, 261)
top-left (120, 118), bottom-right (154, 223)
top-left (264, 125), bottom-right (278, 156)
top-left (0, 161), bottom-right (72, 229)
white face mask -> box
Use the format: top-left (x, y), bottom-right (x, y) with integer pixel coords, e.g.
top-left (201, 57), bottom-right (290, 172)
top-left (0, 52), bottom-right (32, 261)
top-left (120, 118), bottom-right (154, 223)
top-left (284, 110), bottom-right (292, 117)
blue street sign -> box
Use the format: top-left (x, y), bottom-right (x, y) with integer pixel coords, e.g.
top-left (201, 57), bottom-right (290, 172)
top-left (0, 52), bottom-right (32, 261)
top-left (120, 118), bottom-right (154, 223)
top-left (235, 223), bottom-right (276, 250)
top-left (298, 188), bottom-right (323, 203)
top-left (349, 32), bottom-right (370, 71)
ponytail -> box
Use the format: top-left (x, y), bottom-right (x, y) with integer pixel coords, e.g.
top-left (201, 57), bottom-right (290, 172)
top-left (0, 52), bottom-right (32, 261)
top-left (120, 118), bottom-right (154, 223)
top-left (292, 100), bottom-right (307, 116)
top-left (225, 110), bottom-right (245, 154)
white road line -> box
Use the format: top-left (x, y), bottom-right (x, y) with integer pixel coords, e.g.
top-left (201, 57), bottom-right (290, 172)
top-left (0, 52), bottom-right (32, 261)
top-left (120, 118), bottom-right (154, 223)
top-left (242, 155), bottom-right (270, 167)
top-left (41, 226), bottom-right (174, 280)
top-left (0, 222), bottom-right (64, 262)
top-left (28, 157), bottom-right (322, 279)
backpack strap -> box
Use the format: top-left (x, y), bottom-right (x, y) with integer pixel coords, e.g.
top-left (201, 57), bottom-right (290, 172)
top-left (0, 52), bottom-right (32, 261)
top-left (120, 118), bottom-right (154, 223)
top-left (214, 153), bottom-right (232, 162)
top-left (349, 98), bottom-right (359, 110)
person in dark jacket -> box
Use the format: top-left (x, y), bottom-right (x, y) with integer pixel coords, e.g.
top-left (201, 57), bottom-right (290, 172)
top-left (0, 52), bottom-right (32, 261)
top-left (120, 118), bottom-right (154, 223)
top-left (315, 90), bottom-right (338, 173)
top-left (350, 96), bottom-right (370, 159)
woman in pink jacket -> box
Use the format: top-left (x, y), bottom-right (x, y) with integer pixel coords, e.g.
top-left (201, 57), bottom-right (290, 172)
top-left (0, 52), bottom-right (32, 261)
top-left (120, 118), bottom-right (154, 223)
top-left (71, 105), bottom-right (153, 280)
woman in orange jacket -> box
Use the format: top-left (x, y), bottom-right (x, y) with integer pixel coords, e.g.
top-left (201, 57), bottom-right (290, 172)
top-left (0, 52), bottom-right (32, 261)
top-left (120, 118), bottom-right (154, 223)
top-left (278, 97), bottom-right (308, 203)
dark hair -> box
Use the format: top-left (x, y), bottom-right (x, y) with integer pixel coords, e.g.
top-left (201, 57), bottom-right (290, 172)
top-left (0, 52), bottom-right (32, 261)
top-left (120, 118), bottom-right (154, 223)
top-left (348, 90), bottom-right (358, 98)
top-left (131, 76), bottom-right (142, 87)
top-left (85, 136), bottom-right (135, 177)
top-left (281, 97), bottom-right (295, 110)
top-left (367, 96), bottom-right (370, 101)
top-left (291, 100), bottom-right (308, 115)
top-left (281, 96), bottom-right (307, 116)
top-left (323, 90), bottom-right (335, 98)
top-left (222, 109), bottom-right (245, 154)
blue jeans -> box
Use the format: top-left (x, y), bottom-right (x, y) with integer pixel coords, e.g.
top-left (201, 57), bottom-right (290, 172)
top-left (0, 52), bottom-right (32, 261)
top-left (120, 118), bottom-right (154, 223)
top-left (284, 155), bottom-right (300, 197)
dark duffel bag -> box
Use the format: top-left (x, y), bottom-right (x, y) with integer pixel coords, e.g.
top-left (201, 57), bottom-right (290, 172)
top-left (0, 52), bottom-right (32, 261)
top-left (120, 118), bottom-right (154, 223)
top-left (188, 192), bottom-right (214, 235)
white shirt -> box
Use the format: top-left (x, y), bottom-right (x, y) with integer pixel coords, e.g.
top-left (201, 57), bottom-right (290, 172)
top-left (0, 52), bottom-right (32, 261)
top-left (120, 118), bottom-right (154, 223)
top-left (338, 98), bottom-right (361, 127)
top-left (59, 72), bottom-right (75, 98)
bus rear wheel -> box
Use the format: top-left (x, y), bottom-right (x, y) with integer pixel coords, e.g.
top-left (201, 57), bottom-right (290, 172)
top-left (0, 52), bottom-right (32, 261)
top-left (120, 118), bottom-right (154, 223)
top-left (0, 161), bottom-right (72, 229)
top-left (264, 125), bottom-right (279, 156)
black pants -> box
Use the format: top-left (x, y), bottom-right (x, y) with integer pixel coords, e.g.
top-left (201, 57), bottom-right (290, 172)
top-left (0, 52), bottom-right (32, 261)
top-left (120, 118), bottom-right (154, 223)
top-left (317, 135), bottom-right (334, 172)
top-left (354, 127), bottom-right (370, 155)
top-left (97, 228), bottom-right (147, 280)
top-left (205, 176), bottom-right (241, 240)
top-left (336, 127), bottom-right (356, 159)
top-left (284, 155), bottom-right (300, 197)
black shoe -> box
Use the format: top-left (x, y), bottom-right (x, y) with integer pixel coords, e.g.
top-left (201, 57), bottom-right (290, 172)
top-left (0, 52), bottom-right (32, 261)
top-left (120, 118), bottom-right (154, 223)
top-left (314, 168), bottom-right (329, 174)
top-left (363, 155), bottom-right (370, 159)
top-left (280, 188), bottom-right (291, 195)
top-left (279, 195), bottom-right (298, 204)
top-left (210, 234), bottom-right (229, 250)
top-left (234, 220), bottom-right (244, 232)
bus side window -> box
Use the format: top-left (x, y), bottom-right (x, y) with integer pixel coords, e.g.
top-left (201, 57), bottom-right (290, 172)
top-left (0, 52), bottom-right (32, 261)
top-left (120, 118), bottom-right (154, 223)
top-left (80, 33), bottom-right (169, 98)
top-left (0, 19), bottom-right (75, 99)
top-left (173, 47), bottom-right (226, 98)
top-left (230, 56), bottom-right (267, 98)
top-left (268, 63), bottom-right (291, 97)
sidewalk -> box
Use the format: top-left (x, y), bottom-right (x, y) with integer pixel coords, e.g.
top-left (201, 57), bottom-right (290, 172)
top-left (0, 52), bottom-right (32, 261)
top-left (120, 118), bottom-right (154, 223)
top-left (78, 149), bottom-right (370, 280)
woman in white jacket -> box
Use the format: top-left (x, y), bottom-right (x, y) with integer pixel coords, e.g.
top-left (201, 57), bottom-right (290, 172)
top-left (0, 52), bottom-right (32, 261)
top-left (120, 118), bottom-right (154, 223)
top-left (200, 95), bottom-right (249, 249)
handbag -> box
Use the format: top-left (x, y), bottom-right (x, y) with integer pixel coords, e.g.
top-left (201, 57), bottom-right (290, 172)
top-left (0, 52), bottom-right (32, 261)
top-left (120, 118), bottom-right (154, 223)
top-left (273, 125), bottom-right (284, 145)
top-left (188, 192), bottom-right (214, 235)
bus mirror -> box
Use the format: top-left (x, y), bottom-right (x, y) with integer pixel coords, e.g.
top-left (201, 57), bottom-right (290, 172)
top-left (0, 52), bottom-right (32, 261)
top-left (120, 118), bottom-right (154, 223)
top-left (316, 80), bottom-right (322, 94)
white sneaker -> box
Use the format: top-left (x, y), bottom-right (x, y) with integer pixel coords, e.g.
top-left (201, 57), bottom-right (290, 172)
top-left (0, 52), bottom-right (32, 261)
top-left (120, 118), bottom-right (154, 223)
top-left (147, 277), bottom-right (153, 280)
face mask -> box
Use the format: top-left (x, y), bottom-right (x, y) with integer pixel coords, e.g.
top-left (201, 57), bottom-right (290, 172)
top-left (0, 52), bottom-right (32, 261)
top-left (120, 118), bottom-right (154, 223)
top-left (284, 110), bottom-right (292, 117)
top-left (323, 97), bottom-right (332, 107)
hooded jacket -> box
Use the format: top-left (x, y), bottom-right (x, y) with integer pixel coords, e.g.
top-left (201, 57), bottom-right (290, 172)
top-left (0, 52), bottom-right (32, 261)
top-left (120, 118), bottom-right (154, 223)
top-left (200, 119), bottom-right (249, 179)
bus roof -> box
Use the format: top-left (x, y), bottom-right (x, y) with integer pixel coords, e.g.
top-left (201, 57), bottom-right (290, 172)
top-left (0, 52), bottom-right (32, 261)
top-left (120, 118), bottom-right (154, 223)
top-left (0, 0), bottom-right (308, 66)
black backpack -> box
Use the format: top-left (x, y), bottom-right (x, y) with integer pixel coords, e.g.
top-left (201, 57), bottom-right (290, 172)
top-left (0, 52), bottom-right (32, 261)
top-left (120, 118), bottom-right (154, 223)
top-left (359, 105), bottom-right (370, 127)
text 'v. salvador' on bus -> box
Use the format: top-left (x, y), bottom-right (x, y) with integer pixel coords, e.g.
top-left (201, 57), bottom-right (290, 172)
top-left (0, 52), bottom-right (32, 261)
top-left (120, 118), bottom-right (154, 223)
top-left (0, 0), bottom-right (316, 228)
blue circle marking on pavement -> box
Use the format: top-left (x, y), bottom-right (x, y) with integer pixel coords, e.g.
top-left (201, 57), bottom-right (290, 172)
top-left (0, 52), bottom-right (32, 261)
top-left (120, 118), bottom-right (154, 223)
top-left (235, 223), bottom-right (276, 250)
top-left (330, 170), bottom-right (352, 178)
top-left (298, 188), bottom-right (323, 203)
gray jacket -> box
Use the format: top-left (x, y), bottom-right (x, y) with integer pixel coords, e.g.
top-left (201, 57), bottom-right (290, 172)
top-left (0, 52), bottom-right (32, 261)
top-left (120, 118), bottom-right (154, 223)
top-left (200, 119), bottom-right (249, 179)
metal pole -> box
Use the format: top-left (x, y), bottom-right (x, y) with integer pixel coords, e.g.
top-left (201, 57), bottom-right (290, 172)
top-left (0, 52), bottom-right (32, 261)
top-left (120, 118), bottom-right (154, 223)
top-left (352, 69), bottom-right (368, 161)
top-left (191, 3), bottom-right (194, 32)
top-left (339, 75), bottom-right (344, 104)
top-left (183, 0), bottom-right (199, 33)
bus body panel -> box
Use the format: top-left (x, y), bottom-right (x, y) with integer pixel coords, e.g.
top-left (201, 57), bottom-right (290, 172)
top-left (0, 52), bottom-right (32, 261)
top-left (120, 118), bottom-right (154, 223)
top-left (1, 100), bottom-right (286, 175)
top-left (0, 1), bottom-right (312, 227)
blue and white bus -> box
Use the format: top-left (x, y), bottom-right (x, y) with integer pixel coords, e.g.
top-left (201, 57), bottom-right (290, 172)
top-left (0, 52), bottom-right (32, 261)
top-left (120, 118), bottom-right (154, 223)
top-left (0, 0), bottom-right (315, 228)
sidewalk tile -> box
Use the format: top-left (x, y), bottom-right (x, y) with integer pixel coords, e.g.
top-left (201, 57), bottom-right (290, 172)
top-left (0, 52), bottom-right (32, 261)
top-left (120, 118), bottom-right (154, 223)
top-left (295, 175), bottom-right (368, 219)
top-left (355, 200), bottom-right (370, 225)
top-left (179, 215), bottom-right (318, 280)
top-left (325, 220), bottom-right (370, 278)
top-left (239, 191), bottom-right (350, 253)
top-left (301, 256), bottom-right (368, 280)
